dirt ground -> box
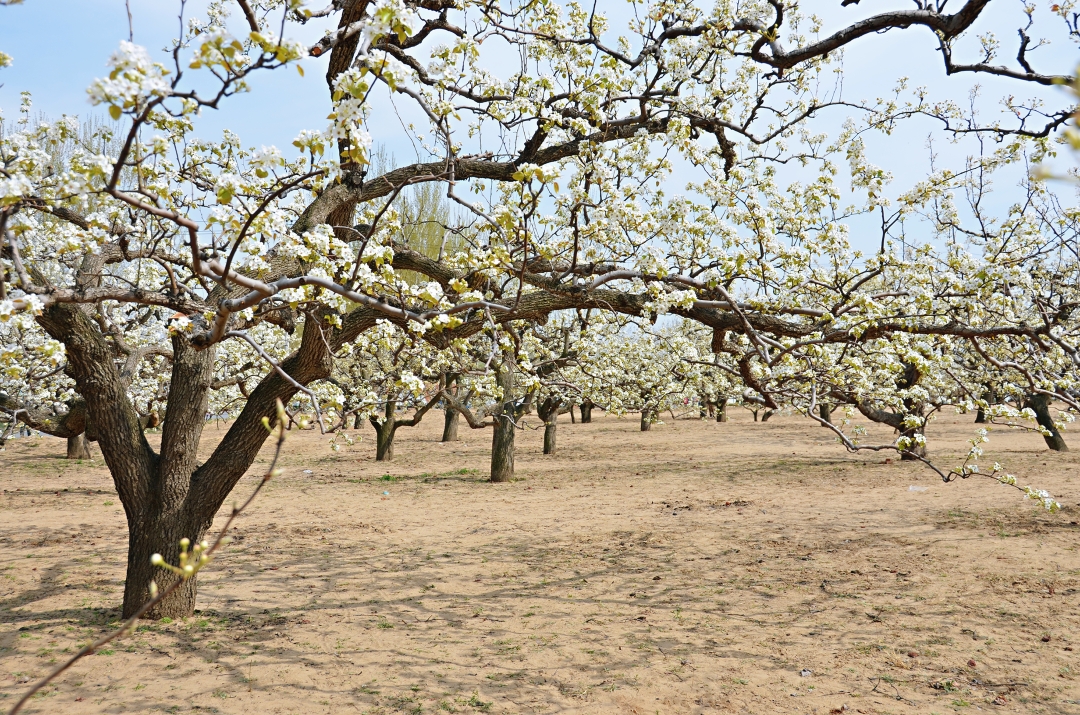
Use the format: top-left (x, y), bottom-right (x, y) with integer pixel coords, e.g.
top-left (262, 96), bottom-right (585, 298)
top-left (1, 409), bottom-right (1079, 715)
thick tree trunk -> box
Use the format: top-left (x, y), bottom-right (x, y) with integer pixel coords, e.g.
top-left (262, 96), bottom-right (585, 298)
top-left (123, 512), bottom-right (206, 620)
top-left (67, 433), bottom-right (92, 460)
top-left (580, 400), bottom-right (594, 423)
top-left (819, 403), bottom-right (832, 425)
top-left (640, 410), bottom-right (652, 431)
top-left (490, 361), bottom-right (515, 482)
top-left (716, 398), bottom-right (728, 422)
top-left (974, 407), bottom-right (986, 423)
top-left (761, 409), bottom-right (775, 422)
top-left (1027, 393), bottom-right (1069, 451)
top-left (442, 407), bottom-right (459, 442)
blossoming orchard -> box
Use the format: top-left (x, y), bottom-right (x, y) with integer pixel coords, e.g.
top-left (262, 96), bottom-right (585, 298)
top-left (1, 0), bottom-right (1079, 710)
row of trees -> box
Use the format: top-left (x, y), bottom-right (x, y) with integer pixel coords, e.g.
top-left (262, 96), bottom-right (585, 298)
top-left (1, 0), bottom-right (1077, 622)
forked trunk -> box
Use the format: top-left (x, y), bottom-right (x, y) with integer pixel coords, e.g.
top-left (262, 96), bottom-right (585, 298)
top-left (716, 398), bottom-right (728, 423)
top-left (490, 361), bottom-right (516, 482)
top-left (67, 433), bottom-right (92, 460)
top-left (1027, 393), bottom-right (1069, 452)
top-left (442, 407), bottom-right (459, 442)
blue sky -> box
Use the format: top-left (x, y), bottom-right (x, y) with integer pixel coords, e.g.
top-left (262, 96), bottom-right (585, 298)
top-left (1, 0), bottom-right (1076, 254)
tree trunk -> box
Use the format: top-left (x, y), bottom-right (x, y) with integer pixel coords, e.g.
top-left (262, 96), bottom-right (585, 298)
top-left (490, 359), bottom-right (515, 482)
top-left (353, 412), bottom-right (363, 430)
top-left (899, 427), bottom-right (927, 460)
top-left (974, 407), bottom-right (986, 423)
top-left (442, 406), bottom-right (459, 442)
top-left (67, 433), bottom-right (92, 460)
top-left (819, 403), bottom-right (832, 425)
top-left (761, 409), bottom-right (774, 422)
top-left (640, 410), bottom-right (652, 431)
top-left (543, 420), bottom-right (557, 455)
top-left (123, 512), bottom-right (205, 620)
top-left (716, 398), bottom-right (728, 423)
top-left (569, 404), bottom-right (576, 423)
top-left (372, 401), bottom-right (397, 461)
top-left (1027, 393), bottom-right (1069, 452)
top-left (580, 400), bottom-right (594, 423)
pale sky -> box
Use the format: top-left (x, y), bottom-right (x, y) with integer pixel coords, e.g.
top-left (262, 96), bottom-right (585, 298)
top-left (1, 0), bottom-right (1076, 254)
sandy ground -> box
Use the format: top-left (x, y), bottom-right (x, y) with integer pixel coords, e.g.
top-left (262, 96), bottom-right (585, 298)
top-left (1, 408), bottom-right (1079, 715)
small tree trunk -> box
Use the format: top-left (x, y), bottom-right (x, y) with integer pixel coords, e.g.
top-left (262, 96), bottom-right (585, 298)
top-left (353, 413), bottom-right (363, 430)
top-left (974, 407), bottom-right (986, 423)
top-left (67, 433), bottom-right (92, 460)
top-left (716, 398), bottom-right (728, 423)
top-left (569, 405), bottom-right (576, 423)
top-left (640, 410), bottom-right (652, 432)
top-left (490, 360), bottom-right (515, 482)
top-left (442, 407), bottom-right (459, 442)
top-left (543, 420), bottom-right (557, 455)
top-left (899, 427), bottom-right (927, 460)
top-left (752, 409), bottom-right (759, 422)
top-left (819, 403), bottom-right (832, 425)
top-left (1027, 393), bottom-right (1069, 452)
top-left (372, 400), bottom-right (397, 461)
top-left (580, 400), bottom-right (593, 423)
top-left (375, 423), bottom-right (396, 461)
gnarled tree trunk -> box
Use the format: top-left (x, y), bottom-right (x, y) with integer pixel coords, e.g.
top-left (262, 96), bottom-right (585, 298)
top-left (1026, 393), bottom-right (1069, 452)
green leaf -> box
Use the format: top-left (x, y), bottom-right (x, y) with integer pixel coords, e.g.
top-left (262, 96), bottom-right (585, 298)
top-left (109, 105), bottom-right (122, 121)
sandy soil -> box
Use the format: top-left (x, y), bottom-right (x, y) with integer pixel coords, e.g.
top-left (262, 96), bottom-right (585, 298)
top-left (1, 409), bottom-right (1078, 715)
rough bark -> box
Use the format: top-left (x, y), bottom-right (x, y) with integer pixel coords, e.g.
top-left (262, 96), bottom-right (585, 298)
top-left (640, 410), bottom-right (652, 431)
top-left (1026, 393), bottom-right (1069, 452)
top-left (67, 433), bottom-right (92, 460)
top-left (490, 360), bottom-right (516, 482)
